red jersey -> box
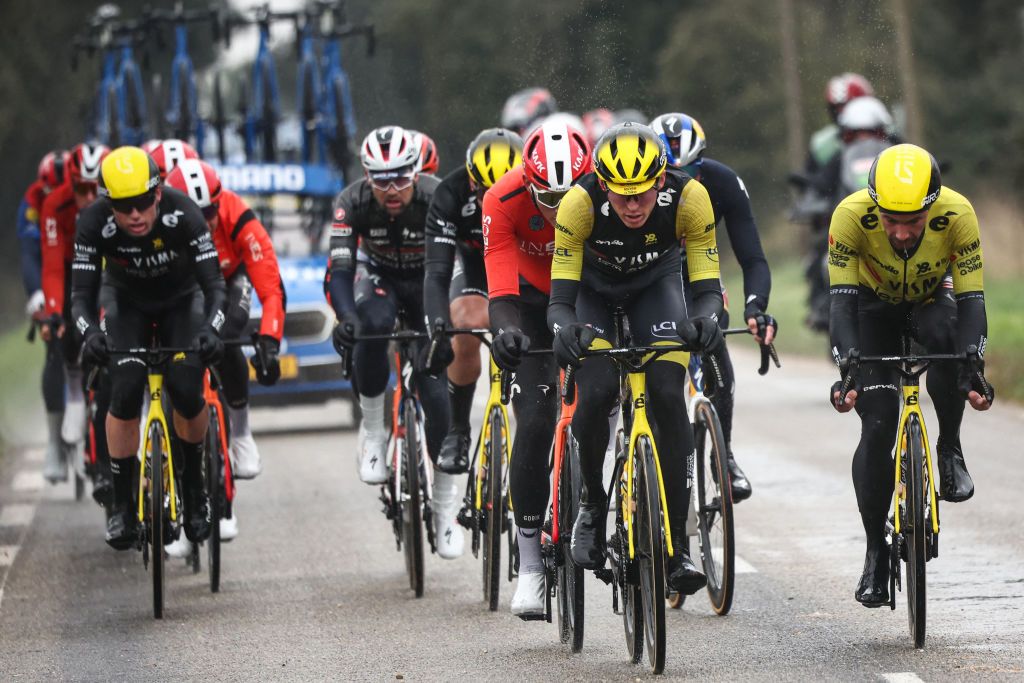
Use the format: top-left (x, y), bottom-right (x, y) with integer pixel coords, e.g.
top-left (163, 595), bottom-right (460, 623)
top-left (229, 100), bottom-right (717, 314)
top-left (213, 189), bottom-right (285, 340)
top-left (39, 183), bottom-right (79, 315)
top-left (482, 171), bottom-right (555, 297)
top-left (24, 180), bottom-right (46, 217)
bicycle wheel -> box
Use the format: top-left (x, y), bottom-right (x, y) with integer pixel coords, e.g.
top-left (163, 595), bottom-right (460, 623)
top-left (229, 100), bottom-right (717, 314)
top-left (148, 421), bottom-right (166, 620)
top-left (615, 454), bottom-right (643, 663)
top-left (482, 405), bottom-right (504, 611)
top-left (636, 436), bottom-right (666, 674)
top-left (693, 400), bottom-right (735, 615)
top-left (904, 414), bottom-right (927, 648)
top-left (206, 404), bottom-right (223, 593)
top-left (299, 64), bottom-right (318, 164)
top-left (259, 62), bottom-right (277, 163)
top-left (400, 398), bottom-right (424, 597)
top-left (212, 72), bottom-right (227, 164)
top-left (556, 431), bottom-right (585, 652)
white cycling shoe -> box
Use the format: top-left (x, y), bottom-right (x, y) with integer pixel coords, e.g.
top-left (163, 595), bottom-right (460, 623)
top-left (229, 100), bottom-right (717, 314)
top-left (165, 534), bottom-right (192, 559)
top-left (230, 434), bottom-right (263, 480)
top-left (219, 511), bottom-right (238, 541)
top-left (61, 397), bottom-right (88, 444)
top-left (357, 424), bottom-right (389, 484)
top-left (511, 572), bottom-right (546, 619)
top-left (432, 470), bottom-right (464, 559)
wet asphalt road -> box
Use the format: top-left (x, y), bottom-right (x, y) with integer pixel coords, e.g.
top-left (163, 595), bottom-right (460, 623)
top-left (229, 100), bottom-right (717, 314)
top-left (0, 349), bottom-right (1022, 681)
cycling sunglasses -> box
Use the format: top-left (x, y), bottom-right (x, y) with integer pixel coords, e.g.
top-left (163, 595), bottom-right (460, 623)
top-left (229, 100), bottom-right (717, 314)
top-left (110, 190), bottom-right (158, 215)
top-left (201, 201), bottom-right (220, 220)
top-left (368, 169), bottom-right (416, 192)
top-left (530, 184), bottom-right (568, 210)
top-left (73, 182), bottom-right (98, 197)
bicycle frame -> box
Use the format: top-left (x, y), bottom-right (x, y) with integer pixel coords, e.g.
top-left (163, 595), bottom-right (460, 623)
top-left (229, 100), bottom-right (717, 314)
top-left (894, 379), bottom-right (939, 536)
top-left (246, 13), bottom-right (282, 161)
top-left (166, 23), bottom-right (201, 147)
top-left (203, 370), bottom-right (235, 506)
top-left (474, 356), bottom-right (511, 514)
top-left (138, 370), bottom-right (179, 525)
top-left (620, 364), bottom-right (676, 561)
top-left (390, 347), bottom-right (430, 501)
top-left (549, 369), bottom-right (576, 545)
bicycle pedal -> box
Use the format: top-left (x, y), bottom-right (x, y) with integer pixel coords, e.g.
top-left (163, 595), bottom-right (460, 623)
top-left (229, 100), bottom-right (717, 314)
top-left (594, 567), bottom-right (614, 584)
top-left (516, 612), bottom-right (547, 622)
top-left (456, 507), bottom-right (474, 529)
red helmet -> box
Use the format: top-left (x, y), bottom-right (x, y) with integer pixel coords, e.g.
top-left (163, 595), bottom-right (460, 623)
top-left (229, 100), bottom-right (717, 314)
top-left (148, 139), bottom-right (200, 180)
top-left (501, 87), bottom-right (558, 135)
top-left (826, 73), bottom-right (874, 111)
top-left (166, 159), bottom-right (222, 217)
top-left (67, 143), bottom-right (110, 185)
top-left (522, 120), bottom-right (591, 208)
top-left (140, 139), bottom-right (162, 155)
top-left (411, 131), bottom-right (440, 175)
top-left (38, 150), bottom-right (70, 191)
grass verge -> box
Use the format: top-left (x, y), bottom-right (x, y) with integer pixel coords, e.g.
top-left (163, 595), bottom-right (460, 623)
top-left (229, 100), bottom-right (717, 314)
top-left (0, 325), bottom-right (45, 451)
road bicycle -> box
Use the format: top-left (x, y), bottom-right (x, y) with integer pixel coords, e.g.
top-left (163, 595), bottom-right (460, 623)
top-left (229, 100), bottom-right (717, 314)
top-left (72, 6), bottom-right (149, 147)
top-left (541, 367), bottom-right (585, 650)
top-left (838, 339), bottom-right (991, 649)
top-left (144, 2), bottom-right (220, 149)
top-left (564, 309), bottom-right (715, 674)
top-left (669, 330), bottom-right (779, 615)
top-left (221, 4), bottom-right (293, 162)
top-left (339, 319), bottom-right (440, 597)
top-left (102, 345), bottom-right (195, 619)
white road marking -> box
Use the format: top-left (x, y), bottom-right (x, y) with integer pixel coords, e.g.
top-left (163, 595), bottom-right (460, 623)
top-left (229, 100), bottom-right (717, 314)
top-left (23, 447), bottom-right (45, 464)
top-left (881, 674), bottom-right (925, 683)
top-left (0, 504), bottom-right (36, 527)
top-left (12, 471), bottom-right (44, 492)
top-left (0, 546), bottom-right (19, 567)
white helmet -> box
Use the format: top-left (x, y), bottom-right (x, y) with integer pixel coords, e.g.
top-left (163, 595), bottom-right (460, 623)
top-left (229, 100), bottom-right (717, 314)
top-left (837, 96), bottom-right (892, 132)
top-left (359, 126), bottom-right (420, 172)
top-left (526, 111), bottom-right (586, 137)
top-left (650, 113), bottom-right (707, 167)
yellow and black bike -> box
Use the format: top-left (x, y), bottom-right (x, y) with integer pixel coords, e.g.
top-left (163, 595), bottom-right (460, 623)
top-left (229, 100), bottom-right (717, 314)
top-left (838, 339), bottom-right (991, 649)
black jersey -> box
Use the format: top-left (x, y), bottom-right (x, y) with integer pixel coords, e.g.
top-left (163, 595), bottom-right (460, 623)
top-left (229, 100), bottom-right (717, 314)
top-left (423, 166), bottom-right (485, 324)
top-left (71, 187), bottom-right (227, 338)
top-left (328, 176), bottom-right (439, 276)
top-left (690, 157), bottom-right (771, 311)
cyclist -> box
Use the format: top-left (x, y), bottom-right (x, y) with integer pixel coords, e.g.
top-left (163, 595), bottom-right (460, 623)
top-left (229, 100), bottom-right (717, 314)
top-left (548, 122), bottom-right (725, 595)
top-left (39, 143), bottom-right (110, 484)
top-left (800, 73), bottom-right (876, 331)
top-left (167, 159), bottom-right (284, 530)
top-left (483, 119), bottom-right (591, 617)
top-left (19, 151), bottom-right (68, 321)
top-left (827, 143), bottom-right (993, 606)
top-left (19, 150), bottom-right (67, 481)
top-left (500, 87), bottom-right (558, 137)
top-left (650, 112), bottom-right (777, 502)
top-left (411, 131), bottom-right (440, 176)
top-left (325, 126), bottom-right (460, 558)
top-left (422, 127), bottom-right (524, 475)
top-left (146, 138), bottom-right (200, 180)
top-left (582, 108), bottom-right (615, 147)
top-left (71, 146), bottom-right (227, 550)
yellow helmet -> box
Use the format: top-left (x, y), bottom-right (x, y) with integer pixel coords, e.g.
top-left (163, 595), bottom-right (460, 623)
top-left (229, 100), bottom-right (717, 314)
top-left (867, 143), bottom-right (941, 214)
top-left (592, 122), bottom-right (667, 195)
top-left (99, 146), bottom-right (161, 200)
top-left (466, 128), bottom-right (524, 188)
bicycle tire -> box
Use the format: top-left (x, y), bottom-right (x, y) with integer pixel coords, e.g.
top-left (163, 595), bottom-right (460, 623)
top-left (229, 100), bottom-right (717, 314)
top-left (401, 397), bottom-right (424, 597)
top-left (617, 455), bottom-right (643, 664)
top-left (483, 405), bottom-right (503, 611)
top-left (212, 72), bottom-right (227, 164)
top-left (636, 436), bottom-right (666, 674)
top-left (107, 84), bottom-right (120, 147)
top-left (206, 404), bottom-right (222, 594)
top-left (299, 64), bottom-right (318, 164)
top-left (693, 400), bottom-right (735, 615)
top-left (556, 430), bottom-right (585, 652)
top-left (259, 61), bottom-right (277, 163)
top-left (905, 414), bottom-right (927, 648)
top-left (329, 77), bottom-right (356, 177)
top-left (149, 421), bottom-right (166, 619)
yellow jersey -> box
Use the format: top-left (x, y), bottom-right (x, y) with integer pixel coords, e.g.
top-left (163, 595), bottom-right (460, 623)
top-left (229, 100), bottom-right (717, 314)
top-left (827, 187), bottom-right (983, 304)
